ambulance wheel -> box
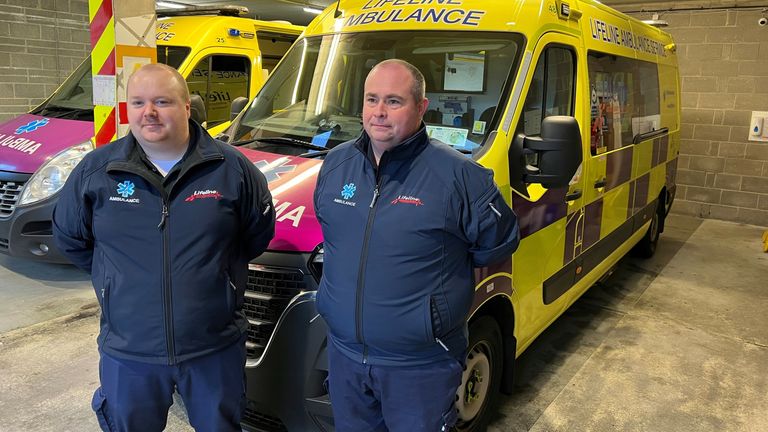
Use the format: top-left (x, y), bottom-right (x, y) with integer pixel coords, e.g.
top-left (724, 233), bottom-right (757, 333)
top-left (455, 316), bottom-right (503, 432)
top-left (634, 203), bottom-right (661, 258)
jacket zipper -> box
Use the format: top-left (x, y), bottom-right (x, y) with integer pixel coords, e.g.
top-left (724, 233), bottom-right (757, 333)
top-left (106, 153), bottom-right (223, 365)
top-left (355, 155), bottom-right (385, 364)
top-left (159, 199), bottom-right (175, 365)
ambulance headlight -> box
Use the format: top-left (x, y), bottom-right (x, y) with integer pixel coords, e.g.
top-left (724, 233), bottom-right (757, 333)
top-left (308, 244), bottom-right (324, 284)
top-left (18, 141), bottom-right (94, 206)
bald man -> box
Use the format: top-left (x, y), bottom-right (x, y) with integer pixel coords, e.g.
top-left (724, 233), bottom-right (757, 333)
top-left (53, 63), bottom-right (275, 431)
top-left (314, 59), bottom-right (519, 431)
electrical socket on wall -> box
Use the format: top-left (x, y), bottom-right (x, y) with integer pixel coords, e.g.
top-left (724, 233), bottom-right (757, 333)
top-left (749, 111), bottom-right (768, 142)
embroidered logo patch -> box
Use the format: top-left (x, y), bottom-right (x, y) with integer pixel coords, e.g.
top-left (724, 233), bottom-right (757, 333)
top-left (185, 189), bottom-right (222, 202)
top-left (109, 180), bottom-right (140, 204)
top-left (341, 183), bottom-right (356, 200)
top-left (116, 181), bottom-right (134, 198)
top-left (333, 182), bottom-right (357, 207)
top-left (391, 195), bottom-right (424, 206)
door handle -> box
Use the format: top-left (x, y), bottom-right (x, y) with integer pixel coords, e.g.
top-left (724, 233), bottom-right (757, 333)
top-left (594, 178), bottom-right (607, 188)
top-left (565, 190), bottom-right (582, 201)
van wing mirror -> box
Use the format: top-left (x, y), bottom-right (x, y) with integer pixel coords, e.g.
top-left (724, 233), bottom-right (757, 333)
top-left (509, 116), bottom-right (582, 197)
top-left (230, 97), bottom-right (249, 121)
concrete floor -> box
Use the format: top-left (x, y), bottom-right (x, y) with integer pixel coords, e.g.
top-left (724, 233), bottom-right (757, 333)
top-left (0, 214), bottom-right (766, 432)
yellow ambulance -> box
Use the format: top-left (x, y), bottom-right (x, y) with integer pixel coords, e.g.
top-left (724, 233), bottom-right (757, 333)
top-left (219, 1), bottom-right (680, 431)
top-left (0, 6), bottom-right (303, 263)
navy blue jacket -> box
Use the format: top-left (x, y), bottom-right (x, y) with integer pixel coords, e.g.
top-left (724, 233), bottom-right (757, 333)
top-left (314, 126), bottom-right (519, 366)
top-left (53, 121), bottom-right (275, 364)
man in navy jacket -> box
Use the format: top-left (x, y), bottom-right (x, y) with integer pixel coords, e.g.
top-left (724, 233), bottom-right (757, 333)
top-left (53, 64), bottom-right (275, 432)
top-left (314, 59), bottom-right (520, 431)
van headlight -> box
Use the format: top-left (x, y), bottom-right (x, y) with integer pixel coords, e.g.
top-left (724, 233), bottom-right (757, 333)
top-left (18, 141), bottom-right (94, 206)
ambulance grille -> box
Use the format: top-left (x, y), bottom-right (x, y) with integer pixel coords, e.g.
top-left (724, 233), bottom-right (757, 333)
top-left (0, 180), bottom-right (25, 217)
top-left (243, 265), bottom-right (305, 359)
top-left (242, 407), bottom-right (288, 431)
top-left (243, 408), bottom-right (288, 432)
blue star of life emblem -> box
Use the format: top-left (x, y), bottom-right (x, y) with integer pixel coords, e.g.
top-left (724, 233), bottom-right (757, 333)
top-left (116, 181), bottom-right (135, 198)
top-left (15, 118), bottom-right (49, 134)
top-left (254, 159), bottom-right (297, 183)
top-left (341, 183), bottom-right (356, 200)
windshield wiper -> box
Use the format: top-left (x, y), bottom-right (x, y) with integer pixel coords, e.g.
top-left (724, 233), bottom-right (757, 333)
top-left (231, 136), bottom-right (328, 152)
top-left (298, 149), bottom-right (331, 158)
top-left (33, 105), bottom-right (92, 120)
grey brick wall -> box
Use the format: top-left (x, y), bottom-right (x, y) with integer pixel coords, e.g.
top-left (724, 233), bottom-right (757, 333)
top-left (613, 2), bottom-right (768, 226)
top-left (0, 0), bottom-right (89, 123)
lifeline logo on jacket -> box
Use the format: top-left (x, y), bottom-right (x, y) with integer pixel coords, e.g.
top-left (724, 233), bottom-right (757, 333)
top-left (109, 180), bottom-right (140, 204)
top-left (185, 189), bottom-right (223, 202)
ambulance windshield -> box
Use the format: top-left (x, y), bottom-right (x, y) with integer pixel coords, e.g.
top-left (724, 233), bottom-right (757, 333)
top-left (30, 46), bottom-right (191, 121)
top-left (230, 31), bottom-right (522, 158)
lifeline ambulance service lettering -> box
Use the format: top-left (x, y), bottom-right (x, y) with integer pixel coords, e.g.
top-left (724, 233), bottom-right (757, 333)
top-left (589, 18), bottom-right (666, 57)
top-left (346, 0), bottom-right (485, 27)
top-left (0, 134), bottom-right (42, 155)
top-left (156, 22), bottom-right (175, 41)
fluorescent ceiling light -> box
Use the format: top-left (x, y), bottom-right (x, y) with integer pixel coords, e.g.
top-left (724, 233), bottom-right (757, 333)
top-left (303, 7), bottom-right (323, 14)
top-left (642, 13), bottom-right (668, 27)
top-left (157, 1), bottom-right (186, 8)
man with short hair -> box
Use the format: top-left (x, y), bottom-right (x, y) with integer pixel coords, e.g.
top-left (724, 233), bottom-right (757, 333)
top-left (313, 59), bottom-right (520, 431)
top-left (53, 63), bottom-right (275, 432)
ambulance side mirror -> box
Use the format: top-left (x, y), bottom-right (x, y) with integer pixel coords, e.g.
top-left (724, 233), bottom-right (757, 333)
top-left (230, 97), bottom-right (249, 121)
top-left (509, 116), bottom-right (582, 197)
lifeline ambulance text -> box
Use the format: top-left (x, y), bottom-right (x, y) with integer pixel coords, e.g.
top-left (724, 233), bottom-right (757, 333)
top-left (347, 0), bottom-right (484, 27)
top-left (589, 18), bottom-right (666, 57)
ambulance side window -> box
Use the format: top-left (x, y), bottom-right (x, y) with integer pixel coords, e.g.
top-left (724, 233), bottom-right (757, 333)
top-left (518, 46), bottom-right (576, 136)
top-left (257, 32), bottom-right (299, 75)
top-left (186, 55), bottom-right (250, 128)
top-left (587, 52), bottom-right (660, 155)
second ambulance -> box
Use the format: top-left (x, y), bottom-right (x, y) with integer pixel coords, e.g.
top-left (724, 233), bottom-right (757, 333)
top-left (0, 7), bottom-right (303, 262)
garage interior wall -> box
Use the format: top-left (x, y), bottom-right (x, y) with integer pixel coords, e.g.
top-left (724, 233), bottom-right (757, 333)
top-left (614, 2), bottom-right (768, 226)
top-left (0, 0), bottom-right (89, 123)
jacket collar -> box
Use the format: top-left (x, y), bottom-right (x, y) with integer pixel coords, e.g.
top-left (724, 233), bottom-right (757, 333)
top-left (354, 123), bottom-right (429, 166)
top-left (109, 120), bottom-right (222, 171)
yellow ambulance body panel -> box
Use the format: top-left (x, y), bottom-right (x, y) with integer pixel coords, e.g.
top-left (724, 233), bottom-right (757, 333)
top-left (156, 9), bottom-right (304, 128)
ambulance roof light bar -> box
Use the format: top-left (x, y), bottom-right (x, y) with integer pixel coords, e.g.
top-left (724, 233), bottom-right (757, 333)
top-left (156, 5), bottom-right (250, 18)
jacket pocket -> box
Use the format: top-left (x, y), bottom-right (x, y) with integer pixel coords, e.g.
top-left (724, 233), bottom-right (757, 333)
top-left (430, 297), bottom-right (443, 338)
top-left (423, 296), bottom-right (435, 342)
top-left (101, 276), bottom-right (112, 324)
top-left (430, 294), bottom-right (452, 339)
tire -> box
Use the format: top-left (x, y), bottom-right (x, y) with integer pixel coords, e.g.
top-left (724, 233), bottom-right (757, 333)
top-left (454, 316), bottom-right (503, 432)
top-left (633, 202), bottom-right (662, 258)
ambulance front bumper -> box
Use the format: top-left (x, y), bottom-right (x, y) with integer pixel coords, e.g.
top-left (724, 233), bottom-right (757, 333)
top-left (242, 290), bottom-right (333, 432)
top-left (0, 188), bottom-right (70, 264)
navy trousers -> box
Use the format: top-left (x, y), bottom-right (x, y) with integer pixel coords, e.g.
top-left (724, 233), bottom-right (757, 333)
top-left (92, 338), bottom-right (246, 432)
top-left (327, 340), bottom-right (464, 432)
